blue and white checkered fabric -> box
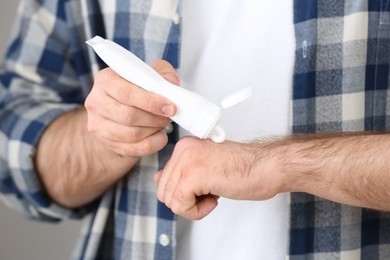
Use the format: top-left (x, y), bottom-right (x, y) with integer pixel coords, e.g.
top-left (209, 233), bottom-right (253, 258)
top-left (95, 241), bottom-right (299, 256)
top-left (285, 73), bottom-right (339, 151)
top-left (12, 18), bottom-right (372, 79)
top-left (290, 0), bottom-right (390, 259)
top-left (2, 0), bottom-right (390, 259)
top-left (0, 0), bottom-right (179, 259)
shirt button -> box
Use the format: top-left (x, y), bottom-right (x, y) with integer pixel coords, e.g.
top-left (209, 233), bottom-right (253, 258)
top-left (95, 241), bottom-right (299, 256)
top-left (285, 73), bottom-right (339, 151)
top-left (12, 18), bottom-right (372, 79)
top-left (173, 13), bottom-right (180, 25)
top-left (159, 234), bottom-right (170, 247)
top-left (163, 123), bottom-right (174, 134)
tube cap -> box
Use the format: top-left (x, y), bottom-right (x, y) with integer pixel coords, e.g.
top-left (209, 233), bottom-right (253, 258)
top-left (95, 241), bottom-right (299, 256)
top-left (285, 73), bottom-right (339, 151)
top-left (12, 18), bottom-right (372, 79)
top-left (221, 86), bottom-right (254, 109)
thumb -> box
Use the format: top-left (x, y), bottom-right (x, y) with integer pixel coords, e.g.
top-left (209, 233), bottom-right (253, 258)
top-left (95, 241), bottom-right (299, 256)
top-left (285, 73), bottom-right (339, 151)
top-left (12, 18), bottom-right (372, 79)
top-left (176, 195), bottom-right (219, 220)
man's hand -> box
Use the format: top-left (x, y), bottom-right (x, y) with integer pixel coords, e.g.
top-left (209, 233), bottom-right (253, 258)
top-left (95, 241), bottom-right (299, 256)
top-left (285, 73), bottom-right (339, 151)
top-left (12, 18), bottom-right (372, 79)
top-left (155, 133), bottom-right (390, 220)
top-left (85, 60), bottom-right (179, 157)
top-left (154, 137), bottom-right (284, 220)
top-left (36, 60), bottom-right (179, 208)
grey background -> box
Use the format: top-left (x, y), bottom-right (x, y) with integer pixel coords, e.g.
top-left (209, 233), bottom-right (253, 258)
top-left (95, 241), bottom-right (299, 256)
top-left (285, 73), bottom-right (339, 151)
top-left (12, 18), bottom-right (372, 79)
top-left (0, 1), bottom-right (84, 260)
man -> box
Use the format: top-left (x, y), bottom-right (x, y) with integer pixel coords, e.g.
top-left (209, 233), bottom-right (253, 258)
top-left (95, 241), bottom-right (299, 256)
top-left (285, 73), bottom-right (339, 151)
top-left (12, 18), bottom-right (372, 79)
top-left (1, 0), bottom-right (390, 259)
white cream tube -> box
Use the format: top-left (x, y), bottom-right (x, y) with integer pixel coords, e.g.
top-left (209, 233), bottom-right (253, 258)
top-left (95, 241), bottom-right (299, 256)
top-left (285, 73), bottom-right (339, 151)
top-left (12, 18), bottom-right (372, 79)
top-left (86, 36), bottom-right (226, 143)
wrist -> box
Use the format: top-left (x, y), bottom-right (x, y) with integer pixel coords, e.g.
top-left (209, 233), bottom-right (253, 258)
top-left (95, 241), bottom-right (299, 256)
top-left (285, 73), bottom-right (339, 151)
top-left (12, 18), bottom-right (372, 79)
top-left (246, 137), bottom-right (314, 198)
top-left (241, 141), bottom-right (287, 199)
top-left (256, 135), bottom-right (338, 196)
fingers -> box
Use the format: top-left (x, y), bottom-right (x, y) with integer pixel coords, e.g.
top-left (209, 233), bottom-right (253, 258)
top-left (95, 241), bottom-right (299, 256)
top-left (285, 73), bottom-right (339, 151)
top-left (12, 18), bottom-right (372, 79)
top-left (156, 157), bottom-right (181, 209)
top-left (179, 195), bottom-right (219, 220)
top-left (91, 100), bottom-right (172, 128)
top-left (155, 137), bottom-right (219, 220)
top-left (87, 114), bottom-right (162, 142)
top-left (155, 138), bottom-right (193, 206)
top-left (95, 68), bottom-right (176, 117)
top-left (157, 172), bottom-right (218, 220)
top-left (170, 187), bottom-right (219, 220)
top-left (85, 60), bottom-right (179, 158)
top-left (104, 130), bottom-right (169, 157)
top-left (156, 138), bottom-right (276, 220)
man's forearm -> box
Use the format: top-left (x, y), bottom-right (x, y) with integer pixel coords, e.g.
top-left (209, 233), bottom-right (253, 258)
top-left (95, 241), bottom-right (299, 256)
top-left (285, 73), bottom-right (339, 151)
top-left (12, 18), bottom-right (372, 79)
top-left (266, 133), bottom-right (390, 211)
top-left (154, 133), bottom-right (390, 220)
top-left (35, 107), bottom-right (138, 208)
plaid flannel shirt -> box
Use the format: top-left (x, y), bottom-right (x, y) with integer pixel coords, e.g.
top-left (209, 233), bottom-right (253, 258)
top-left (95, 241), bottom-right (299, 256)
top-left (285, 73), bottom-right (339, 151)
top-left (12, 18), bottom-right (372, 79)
top-left (291, 1), bottom-right (390, 259)
top-left (1, 0), bottom-right (390, 259)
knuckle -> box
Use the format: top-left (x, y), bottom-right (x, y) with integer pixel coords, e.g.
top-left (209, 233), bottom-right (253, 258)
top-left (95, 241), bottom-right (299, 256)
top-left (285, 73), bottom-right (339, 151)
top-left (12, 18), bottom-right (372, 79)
top-left (84, 93), bottom-right (97, 111)
top-left (115, 128), bottom-right (143, 144)
top-left (174, 144), bottom-right (195, 161)
top-left (84, 95), bottom-right (92, 110)
top-left (118, 84), bottom-right (133, 101)
top-left (170, 190), bottom-right (185, 213)
top-left (95, 68), bottom-right (112, 83)
top-left (126, 128), bottom-right (142, 142)
top-left (143, 95), bottom-right (154, 112)
top-left (163, 188), bottom-right (175, 207)
top-left (156, 188), bottom-right (165, 203)
top-left (158, 117), bottom-right (171, 127)
top-left (192, 214), bottom-right (204, 221)
top-left (112, 143), bottom-right (136, 157)
top-left (132, 131), bottom-right (167, 156)
top-left (175, 137), bottom-right (196, 150)
top-left (170, 201), bottom-right (183, 215)
top-left (109, 128), bottom-right (126, 142)
top-left (107, 128), bottom-right (122, 141)
top-left (170, 204), bottom-right (182, 215)
top-left (174, 139), bottom-right (188, 153)
top-left (121, 107), bottom-right (136, 123)
top-left (134, 140), bottom-right (153, 156)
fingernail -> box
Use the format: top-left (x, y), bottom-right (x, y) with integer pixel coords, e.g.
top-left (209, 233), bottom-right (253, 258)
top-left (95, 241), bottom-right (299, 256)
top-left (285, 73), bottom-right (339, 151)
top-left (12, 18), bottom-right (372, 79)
top-left (162, 104), bottom-right (175, 116)
top-left (164, 72), bottom-right (180, 85)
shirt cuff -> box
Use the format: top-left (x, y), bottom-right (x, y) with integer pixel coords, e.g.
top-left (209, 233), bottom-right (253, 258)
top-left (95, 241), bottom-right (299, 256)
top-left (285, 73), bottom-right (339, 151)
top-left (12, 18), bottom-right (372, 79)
top-left (2, 102), bottom-right (94, 221)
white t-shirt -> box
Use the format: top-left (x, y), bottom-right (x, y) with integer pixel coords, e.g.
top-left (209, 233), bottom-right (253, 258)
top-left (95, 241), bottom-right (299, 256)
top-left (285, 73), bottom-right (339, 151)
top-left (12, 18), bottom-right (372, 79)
top-left (176, 1), bottom-right (295, 260)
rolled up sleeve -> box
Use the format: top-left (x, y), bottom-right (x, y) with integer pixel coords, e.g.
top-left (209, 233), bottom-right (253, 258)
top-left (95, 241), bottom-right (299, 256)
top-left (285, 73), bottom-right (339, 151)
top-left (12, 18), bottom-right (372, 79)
top-left (0, 0), bottom-right (95, 221)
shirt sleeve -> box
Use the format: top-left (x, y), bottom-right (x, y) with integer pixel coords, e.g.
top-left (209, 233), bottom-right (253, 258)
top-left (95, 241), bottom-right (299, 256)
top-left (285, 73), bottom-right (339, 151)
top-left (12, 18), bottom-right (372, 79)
top-left (0, 0), bottom-right (96, 221)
